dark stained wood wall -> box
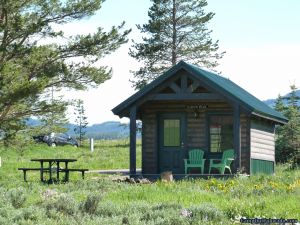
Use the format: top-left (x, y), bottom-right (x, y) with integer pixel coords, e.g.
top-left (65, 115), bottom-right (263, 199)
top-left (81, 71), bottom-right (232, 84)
top-left (141, 111), bottom-right (157, 174)
top-left (140, 101), bottom-right (251, 174)
top-left (241, 114), bottom-right (250, 174)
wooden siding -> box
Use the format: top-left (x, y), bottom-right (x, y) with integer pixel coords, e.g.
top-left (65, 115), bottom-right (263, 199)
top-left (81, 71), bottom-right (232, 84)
top-left (140, 101), bottom-right (253, 174)
top-left (141, 112), bottom-right (157, 174)
top-left (240, 114), bottom-right (250, 174)
top-left (141, 101), bottom-right (239, 174)
top-left (186, 111), bottom-right (206, 149)
top-left (250, 118), bottom-right (275, 162)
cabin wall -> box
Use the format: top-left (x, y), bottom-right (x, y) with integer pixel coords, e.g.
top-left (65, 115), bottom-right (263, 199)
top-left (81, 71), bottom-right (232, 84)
top-left (141, 101), bottom-right (251, 174)
top-left (241, 114), bottom-right (250, 174)
top-left (141, 111), bottom-right (157, 174)
top-left (250, 118), bottom-right (275, 174)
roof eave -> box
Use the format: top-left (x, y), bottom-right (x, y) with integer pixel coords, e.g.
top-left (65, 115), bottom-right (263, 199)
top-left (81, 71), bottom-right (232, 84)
top-left (111, 62), bottom-right (186, 116)
top-left (251, 111), bottom-right (288, 125)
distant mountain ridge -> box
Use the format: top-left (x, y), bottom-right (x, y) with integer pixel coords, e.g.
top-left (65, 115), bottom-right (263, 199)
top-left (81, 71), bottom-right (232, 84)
top-left (26, 89), bottom-right (299, 139)
top-left (66, 121), bottom-right (131, 139)
top-left (26, 119), bottom-right (131, 139)
top-left (263, 89), bottom-right (300, 107)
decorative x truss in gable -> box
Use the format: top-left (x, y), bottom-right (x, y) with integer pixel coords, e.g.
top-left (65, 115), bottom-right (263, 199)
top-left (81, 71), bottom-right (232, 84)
top-left (159, 74), bottom-right (211, 94)
top-left (154, 73), bottom-right (222, 101)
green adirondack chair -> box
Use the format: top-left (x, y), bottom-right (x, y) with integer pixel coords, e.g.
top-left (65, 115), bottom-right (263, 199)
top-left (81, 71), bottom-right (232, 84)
top-left (209, 149), bottom-right (235, 174)
top-left (184, 149), bottom-right (205, 174)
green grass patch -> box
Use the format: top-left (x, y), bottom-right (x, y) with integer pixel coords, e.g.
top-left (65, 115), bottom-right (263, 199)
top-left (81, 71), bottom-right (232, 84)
top-left (0, 140), bottom-right (299, 225)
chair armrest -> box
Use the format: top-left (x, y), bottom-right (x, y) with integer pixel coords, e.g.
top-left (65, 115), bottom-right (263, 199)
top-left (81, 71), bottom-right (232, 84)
top-left (210, 158), bottom-right (221, 163)
top-left (226, 158), bottom-right (235, 162)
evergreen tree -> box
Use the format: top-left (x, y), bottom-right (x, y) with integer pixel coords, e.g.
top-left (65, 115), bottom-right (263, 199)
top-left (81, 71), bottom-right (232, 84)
top-left (129, 0), bottom-right (224, 89)
top-left (274, 94), bottom-right (286, 113)
top-left (275, 85), bottom-right (300, 167)
top-left (38, 86), bottom-right (69, 134)
top-left (285, 84), bottom-right (300, 110)
top-left (73, 99), bottom-right (88, 145)
top-left (0, 0), bottom-right (131, 140)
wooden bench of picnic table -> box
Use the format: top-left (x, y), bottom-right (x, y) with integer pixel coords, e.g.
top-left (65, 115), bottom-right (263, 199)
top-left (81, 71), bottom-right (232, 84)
top-left (18, 167), bottom-right (89, 182)
top-left (60, 168), bottom-right (89, 180)
top-left (18, 168), bottom-right (49, 182)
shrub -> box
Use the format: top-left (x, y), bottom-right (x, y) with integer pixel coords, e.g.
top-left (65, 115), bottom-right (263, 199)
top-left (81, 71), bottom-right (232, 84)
top-left (44, 194), bottom-right (77, 217)
top-left (122, 216), bottom-right (129, 224)
top-left (189, 204), bottom-right (225, 223)
top-left (13, 206), bottom-right (40, 223)
top-left (6, 188), bottom-right (27, 208)
top-left (141, 208), bottom-right (188, 225)
top-left (79, 194), bottom-right (101, 214)
top-left (152, 202), bottom-right (182, 211)
top-left (96, 201), bottom-right (123, 217)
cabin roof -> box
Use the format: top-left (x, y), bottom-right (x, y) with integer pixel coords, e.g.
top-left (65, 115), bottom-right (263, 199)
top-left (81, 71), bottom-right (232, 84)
top-left (112, 61), bottom-right (287, 124)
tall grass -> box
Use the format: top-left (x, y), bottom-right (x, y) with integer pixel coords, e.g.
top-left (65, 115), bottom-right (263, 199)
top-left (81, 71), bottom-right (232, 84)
top-left (0, 139), bottom-right (141, 182)
top-left (0, 140), bottom-right (299, 225)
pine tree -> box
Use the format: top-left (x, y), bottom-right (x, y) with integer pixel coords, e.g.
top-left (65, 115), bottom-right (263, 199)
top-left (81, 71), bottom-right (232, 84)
top-left (285, 84), bottom-right (300, 110)
top-left (274, 94), bottom-right (286, 113)
top-left (0, 0), bottom-right (131, 140)
top-left (73, 99), bottom-right (88, 146)
top-left (275, 85), bottom-right (300, 167)
top-left (129, 0), bottom-right (224, 89)
top-left (38, 86), bottom-right (69, 134)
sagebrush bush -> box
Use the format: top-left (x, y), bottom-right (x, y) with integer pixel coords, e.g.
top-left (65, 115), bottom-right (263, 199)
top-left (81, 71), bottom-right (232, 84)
top-left (6, 187), bottom-right (27, 208)
top-left (152, 202), bottom-right (182, 211)
top-left (189, 204), bottom-right (224, 222)
top-left (79, 194), bottom-right (101, 214)
top-left (44, 194), bottom-right (77, 217)
top-left (96, 201), bottom-right (123, 217)
top-left (12, 206), bottom-right (40, 223)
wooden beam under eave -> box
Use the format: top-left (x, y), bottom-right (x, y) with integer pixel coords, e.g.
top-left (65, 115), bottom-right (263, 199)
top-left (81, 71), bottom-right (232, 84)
top-left (233, 104), bottom-right (241, 173)
top-left (129, 106), bottom-right (137, 175)
top-left (152, 93), bottom-right (224, 101)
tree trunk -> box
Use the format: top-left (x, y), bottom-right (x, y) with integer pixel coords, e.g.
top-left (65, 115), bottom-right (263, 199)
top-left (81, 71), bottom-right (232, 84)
top-left (171, 0), bottom-right (177, 65)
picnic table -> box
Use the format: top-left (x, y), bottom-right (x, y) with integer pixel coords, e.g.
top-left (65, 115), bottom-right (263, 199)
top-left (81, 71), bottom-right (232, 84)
top-left (18, 158), bottom-right (88, 182)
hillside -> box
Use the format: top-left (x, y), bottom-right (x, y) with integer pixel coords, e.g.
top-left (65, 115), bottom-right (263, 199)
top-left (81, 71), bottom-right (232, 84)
top-left (26, 119), bottom-right (132, 139)
top-left (263, 89), bottom-right (300, 107)
top-left (66, 121), bottom-right (131, 139)
top-left (26, 89), bottom-right (299, 140)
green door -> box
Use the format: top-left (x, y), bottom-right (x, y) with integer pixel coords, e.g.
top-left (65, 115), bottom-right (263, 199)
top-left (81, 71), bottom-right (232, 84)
top-left (158, 113), bottom-right (186, 174)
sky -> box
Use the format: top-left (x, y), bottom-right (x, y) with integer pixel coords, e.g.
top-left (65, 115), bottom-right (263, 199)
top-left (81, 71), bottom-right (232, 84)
top-left (60, 0), bottom-right (300, 124)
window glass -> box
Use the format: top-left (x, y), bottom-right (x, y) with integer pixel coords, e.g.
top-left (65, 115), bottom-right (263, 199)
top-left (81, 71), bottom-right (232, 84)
top-left (164, 119), bottom-right (180, 147)
top-left (209, 115), bottom-right (233, 152)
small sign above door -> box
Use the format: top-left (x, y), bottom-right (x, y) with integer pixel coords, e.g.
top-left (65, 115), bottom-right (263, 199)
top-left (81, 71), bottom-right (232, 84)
top-left (186, 105), bottom-right (208, 109)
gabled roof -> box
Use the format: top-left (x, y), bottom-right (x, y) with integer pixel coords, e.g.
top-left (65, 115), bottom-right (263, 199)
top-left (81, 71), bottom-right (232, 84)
top-left (112, 61), bottom-right (287, 124)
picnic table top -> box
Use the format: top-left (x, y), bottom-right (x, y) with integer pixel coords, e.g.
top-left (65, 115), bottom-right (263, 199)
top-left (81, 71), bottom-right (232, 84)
top-left (30, 158), bottom-right (77, 163)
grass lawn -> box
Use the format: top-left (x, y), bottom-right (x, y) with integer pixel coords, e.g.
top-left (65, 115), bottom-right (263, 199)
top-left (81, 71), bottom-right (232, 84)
top-left (0, 140), bottom-right (299, 225)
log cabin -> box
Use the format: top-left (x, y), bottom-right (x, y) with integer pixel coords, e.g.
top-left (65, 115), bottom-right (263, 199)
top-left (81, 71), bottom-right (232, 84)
top-left (112, 61), bottom-right (287, 177)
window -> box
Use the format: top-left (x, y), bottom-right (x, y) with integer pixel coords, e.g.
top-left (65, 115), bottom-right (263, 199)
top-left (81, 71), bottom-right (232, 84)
top-left (163, 119), bottom-right (180, 147)
top-left (209, 115), bottom-right (233, 152)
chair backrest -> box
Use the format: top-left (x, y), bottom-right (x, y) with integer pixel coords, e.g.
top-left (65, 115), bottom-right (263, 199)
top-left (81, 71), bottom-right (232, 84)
top-left (221, 149), bottom-right (234, 166)
top-left (188, 149), bottom-right (205, 164)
